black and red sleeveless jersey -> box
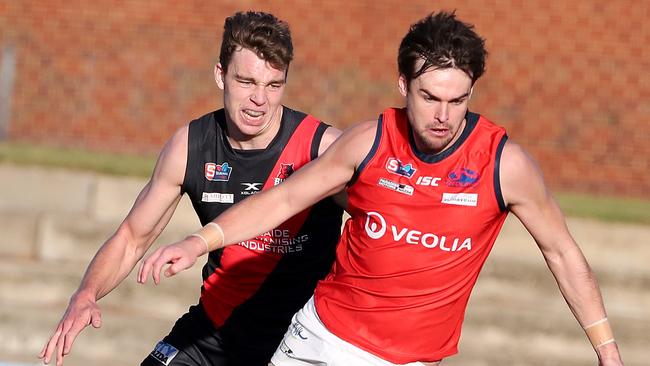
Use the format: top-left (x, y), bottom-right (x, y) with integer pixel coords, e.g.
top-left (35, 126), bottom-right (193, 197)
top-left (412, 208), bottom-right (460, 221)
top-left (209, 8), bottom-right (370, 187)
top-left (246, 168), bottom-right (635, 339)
top-left (181, 106), bottom-right (342, 355)
top-left (315, 107), bottom-right (508, 363)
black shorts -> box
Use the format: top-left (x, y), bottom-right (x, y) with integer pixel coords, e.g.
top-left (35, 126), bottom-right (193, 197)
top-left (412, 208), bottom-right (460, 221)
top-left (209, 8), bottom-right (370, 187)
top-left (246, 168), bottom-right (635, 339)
top-left (141, 303), bottom-right (273, 366)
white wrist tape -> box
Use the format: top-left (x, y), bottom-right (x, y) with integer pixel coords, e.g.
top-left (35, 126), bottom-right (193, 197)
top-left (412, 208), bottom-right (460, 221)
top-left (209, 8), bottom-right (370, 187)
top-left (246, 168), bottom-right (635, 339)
top-left (189, 222), bottom-right (225, 255)
top-left (189, 233), bottom-right (209, 255)
top-left (583, 317), bottom-right (615, 349)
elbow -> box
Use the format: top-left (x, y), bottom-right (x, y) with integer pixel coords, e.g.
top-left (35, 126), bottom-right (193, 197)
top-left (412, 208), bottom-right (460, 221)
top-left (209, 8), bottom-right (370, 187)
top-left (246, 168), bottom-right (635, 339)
top-left (543, 244), bottom-right (594, 280)
top-left (114, 222), bottom-right (150, 258)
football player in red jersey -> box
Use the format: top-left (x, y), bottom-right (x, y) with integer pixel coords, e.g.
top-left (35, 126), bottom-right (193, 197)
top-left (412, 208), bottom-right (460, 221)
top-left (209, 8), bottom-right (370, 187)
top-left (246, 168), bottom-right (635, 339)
top-left (141, 11), bottom-right (623, 366)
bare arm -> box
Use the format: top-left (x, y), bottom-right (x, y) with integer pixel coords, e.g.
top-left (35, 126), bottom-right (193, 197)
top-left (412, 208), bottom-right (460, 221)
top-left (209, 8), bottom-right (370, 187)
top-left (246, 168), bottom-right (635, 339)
top-left (138, 120), bottom-right (376, 283)
top-left (319, 125), bottom-right (348, 209)
top-left (318, 125), bottom-right (343, 155)
top-left (77, 128), bottom-right (187, 299)
top-left (217, 122), bottom-right (373, 243)
top-left (501, 141), bottom-right (623, 365)
top-left (40, 126), bottom-right (189, 366)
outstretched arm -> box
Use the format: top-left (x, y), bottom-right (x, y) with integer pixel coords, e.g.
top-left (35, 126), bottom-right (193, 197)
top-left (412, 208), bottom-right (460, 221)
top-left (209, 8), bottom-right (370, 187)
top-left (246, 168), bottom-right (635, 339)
top-left (40, 126), bottom-right (189, 366)
top-left (500, 141), bottom-right (623, 365)
top-left (138, 120), bottom-right (377, 283)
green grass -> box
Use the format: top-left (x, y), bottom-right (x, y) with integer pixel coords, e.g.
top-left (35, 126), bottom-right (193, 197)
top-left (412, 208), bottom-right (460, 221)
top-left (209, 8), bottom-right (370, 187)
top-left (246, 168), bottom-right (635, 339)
top-left (0, 142), bottom-right (156, 178)
top-left (555, 192), bottom-right (650, 225)
top-left (1, 142), bottom-right (648, 224)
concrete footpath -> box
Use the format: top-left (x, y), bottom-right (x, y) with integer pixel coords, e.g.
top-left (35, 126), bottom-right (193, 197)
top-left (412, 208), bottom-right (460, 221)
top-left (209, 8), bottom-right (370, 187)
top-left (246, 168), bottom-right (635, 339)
top-left (0, 164), bottom-right (648, 365)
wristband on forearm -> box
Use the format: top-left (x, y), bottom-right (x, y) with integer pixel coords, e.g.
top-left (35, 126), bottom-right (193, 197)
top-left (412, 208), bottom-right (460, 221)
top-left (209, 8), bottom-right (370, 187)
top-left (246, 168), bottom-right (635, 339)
top-left (188, 222), bottom-right (225, 255)
top-left (583, 317), bottom-right (615, 349)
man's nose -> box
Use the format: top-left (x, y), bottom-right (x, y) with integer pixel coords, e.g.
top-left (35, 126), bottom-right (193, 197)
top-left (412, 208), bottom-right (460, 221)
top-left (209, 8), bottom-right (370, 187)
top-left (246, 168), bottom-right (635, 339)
top-left (250, 85), bottom-right (267, 105)
top-left (436, 103), bottom-right (449, 122)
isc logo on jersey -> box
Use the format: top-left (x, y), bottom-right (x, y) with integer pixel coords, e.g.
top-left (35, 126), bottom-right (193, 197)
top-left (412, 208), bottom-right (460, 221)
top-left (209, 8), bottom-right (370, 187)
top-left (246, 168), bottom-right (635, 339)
top-left (415, 176), bottom-right (442, 186)
top-left (386, 158), bottom-right (416, 178)
top-left (364, 211), bottom-right (472, 252)
top-left (205, 162), bottom-right (232, 182)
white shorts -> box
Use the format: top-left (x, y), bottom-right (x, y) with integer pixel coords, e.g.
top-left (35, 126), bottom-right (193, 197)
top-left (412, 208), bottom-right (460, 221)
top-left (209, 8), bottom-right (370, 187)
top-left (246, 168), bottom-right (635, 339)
top-left (270, 296), bottom-right (437, 366)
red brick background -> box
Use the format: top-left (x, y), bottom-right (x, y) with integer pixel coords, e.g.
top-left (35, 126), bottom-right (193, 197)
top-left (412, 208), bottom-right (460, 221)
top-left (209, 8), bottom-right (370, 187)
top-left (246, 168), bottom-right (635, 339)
top-left (0, 1), bottom-right (648, 197)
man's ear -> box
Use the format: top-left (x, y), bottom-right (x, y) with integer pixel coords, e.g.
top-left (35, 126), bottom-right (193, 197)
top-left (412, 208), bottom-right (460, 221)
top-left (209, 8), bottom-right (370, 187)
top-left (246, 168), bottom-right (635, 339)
top-left (398, 74), bottom-right (408, 97)
top-left (215, 63), bottom-right (225, 90)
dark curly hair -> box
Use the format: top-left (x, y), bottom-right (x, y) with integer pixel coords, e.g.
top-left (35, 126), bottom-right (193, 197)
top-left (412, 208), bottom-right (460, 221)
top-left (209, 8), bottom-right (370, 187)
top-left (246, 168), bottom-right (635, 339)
top-left (398, 11), bottom-right (487, 85)
top-left (219, 11), bottom-right (293, 74)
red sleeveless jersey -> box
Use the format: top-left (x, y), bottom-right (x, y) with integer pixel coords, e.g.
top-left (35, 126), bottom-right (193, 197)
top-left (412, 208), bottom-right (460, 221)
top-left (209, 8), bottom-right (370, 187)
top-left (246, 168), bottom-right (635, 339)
top-left (314, 107), bottom-right (509, 363)
top-left (182, 107), bottom-right (342, 358)
top-left (200, 113), bottom-right (319, 328)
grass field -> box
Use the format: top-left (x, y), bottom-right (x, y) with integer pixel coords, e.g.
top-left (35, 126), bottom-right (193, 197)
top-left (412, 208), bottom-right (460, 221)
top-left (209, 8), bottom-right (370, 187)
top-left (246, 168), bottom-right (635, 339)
top-left (0, 142), bottom-right (157, 177)
top-left (2, 141), bottom-right (649, 224)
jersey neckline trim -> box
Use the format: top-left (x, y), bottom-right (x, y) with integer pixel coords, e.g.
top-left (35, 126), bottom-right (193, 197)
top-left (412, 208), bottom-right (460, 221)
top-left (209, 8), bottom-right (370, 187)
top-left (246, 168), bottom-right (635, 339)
top-left (214, 106), bottom-right (291, 159)
top-left (408, 111), bottom-right (479, 164)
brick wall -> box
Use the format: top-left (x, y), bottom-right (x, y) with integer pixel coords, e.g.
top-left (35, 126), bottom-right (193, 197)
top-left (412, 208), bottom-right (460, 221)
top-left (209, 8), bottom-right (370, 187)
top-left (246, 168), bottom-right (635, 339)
top-left (1, 0), bottom-right (648, 196)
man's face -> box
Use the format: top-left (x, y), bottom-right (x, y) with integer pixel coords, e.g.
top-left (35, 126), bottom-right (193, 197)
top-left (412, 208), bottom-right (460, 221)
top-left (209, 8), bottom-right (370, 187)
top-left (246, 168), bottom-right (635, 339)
top-left (399, 65), bottom-right (473, 154)
top-left (215, 47), bottom-right (287, 141)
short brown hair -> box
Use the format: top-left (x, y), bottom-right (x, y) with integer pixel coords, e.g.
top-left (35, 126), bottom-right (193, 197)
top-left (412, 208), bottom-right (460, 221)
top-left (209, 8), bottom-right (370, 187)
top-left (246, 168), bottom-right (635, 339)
top-left (219, 11), bottom-right (294, 74)
top-left (398, 11), bottom-right (487, 85)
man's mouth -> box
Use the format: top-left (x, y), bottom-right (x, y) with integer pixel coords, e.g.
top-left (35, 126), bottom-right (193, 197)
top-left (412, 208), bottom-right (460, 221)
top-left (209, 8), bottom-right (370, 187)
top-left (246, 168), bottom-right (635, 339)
top-left (429, 127), bottom-right (448, 137)
top-left (243, 109), bottom-right (265, 119)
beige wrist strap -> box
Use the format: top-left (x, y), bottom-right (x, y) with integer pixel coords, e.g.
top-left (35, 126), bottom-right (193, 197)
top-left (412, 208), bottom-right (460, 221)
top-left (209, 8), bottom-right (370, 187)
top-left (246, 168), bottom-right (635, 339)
top-left (189, 222), bottom-right (225, 255)
top-left (583, 317), bottom-right (615, 349)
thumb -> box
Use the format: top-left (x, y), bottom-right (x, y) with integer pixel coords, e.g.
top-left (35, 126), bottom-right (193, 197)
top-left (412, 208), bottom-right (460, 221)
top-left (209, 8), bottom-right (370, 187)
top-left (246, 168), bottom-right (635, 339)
top-left (164, 259), bottom-right (188, 278)
top-left (90, 309), bottom-right (102, 329)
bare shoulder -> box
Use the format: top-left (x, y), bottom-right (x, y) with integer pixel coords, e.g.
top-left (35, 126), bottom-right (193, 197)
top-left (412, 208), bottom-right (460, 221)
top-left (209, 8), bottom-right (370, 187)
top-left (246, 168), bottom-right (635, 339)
top-left (318, 119), bottom-right (378, 155)
top-left (499, 141), bottom-right (573, 254)
top-left (340, 120), bottom-right (379, 145)
top-left (151, 125), bottom-right (189, 186)
top-left (166, 125), bottom-right (189, 156)
top-left (318, 125), bottom-right (343, 155)
top-left (500, 140), bottom-right (548, 208)
top-left (325, 120), bottom-right (379, 168)
top-left (500, 140), bottom-right (534, 175)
